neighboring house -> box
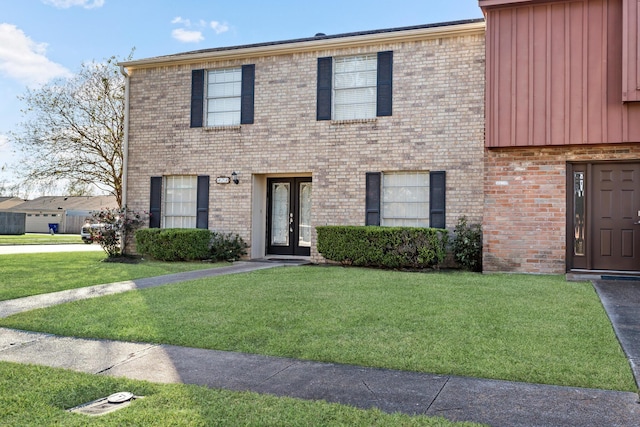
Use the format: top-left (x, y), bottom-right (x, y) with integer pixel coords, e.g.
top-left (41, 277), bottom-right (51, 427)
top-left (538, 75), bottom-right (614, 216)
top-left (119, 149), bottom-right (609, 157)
top-left (2, 196), bottom-right (117, 234)
top-left (0, 197), bottom-right (26, 210)
top-left (480, 0), bottom-right (640, 273)
top-left (121, 20), bottom-right (486, 262)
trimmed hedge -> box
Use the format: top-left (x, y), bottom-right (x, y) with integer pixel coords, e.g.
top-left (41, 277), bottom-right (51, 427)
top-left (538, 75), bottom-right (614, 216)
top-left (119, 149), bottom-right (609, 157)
top-left (135, 228), bottom-right (211, 261)
top-left (316, 226), bottom-right (449, 269)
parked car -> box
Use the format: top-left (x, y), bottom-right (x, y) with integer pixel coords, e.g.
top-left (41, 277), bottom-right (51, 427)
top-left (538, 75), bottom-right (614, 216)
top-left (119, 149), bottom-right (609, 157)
top-left (80, 223), bottom-right (103, 244)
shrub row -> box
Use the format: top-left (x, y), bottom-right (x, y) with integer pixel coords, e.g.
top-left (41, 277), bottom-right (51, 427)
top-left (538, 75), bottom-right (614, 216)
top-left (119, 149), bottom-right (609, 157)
top-left (135, 229), bottom-right (247, 262)
top-left (316, 226), bottom-right (449, 269)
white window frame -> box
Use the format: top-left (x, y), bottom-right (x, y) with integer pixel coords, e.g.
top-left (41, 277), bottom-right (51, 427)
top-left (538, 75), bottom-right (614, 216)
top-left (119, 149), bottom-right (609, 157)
top-left (206, 68), bottom-right (242, 127)
top-left (381, 172), bottom-right (430, 227)
top-left (333, 54), bottom-right (377, 120)
top-left (163, 176), bottom-right (197, 228)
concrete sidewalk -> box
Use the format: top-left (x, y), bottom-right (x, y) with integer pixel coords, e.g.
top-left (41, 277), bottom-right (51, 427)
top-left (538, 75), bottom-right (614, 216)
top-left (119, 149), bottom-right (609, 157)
top-left (0, 265), bottom-right (639, 426)
top-left (1, 327), bottom-right (638, 426)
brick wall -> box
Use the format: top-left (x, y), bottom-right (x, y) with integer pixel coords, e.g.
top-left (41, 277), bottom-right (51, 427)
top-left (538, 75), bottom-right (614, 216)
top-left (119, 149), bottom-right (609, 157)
top-left (484, 144), bottom-right (640, 274)
top-left (125, 31), bottom-right (486, 262)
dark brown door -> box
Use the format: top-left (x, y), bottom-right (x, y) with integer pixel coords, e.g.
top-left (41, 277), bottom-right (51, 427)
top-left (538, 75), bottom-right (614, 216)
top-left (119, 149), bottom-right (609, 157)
top-left (592, 163), bottom-right (640, 270)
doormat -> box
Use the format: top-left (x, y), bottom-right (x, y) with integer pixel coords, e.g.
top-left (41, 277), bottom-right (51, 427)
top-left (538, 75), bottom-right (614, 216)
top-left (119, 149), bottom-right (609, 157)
top-left (601, 275), bottom-right (640, 281)
top-left (68, 392), bottom-right (142, 416)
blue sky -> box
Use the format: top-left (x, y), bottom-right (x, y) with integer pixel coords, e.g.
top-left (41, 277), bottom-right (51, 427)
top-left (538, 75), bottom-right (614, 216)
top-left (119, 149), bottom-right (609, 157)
top-left (0, 0), bottom-right (483, 190)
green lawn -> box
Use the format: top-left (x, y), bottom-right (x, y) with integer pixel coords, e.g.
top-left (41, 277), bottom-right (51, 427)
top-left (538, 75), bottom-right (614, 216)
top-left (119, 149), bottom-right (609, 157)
top-left (0, 362), bottom-right (478, 426)
top-left (0, 233), bottom-right (83, 245)
top-left (1, 266), bottom-right (635, 392)
top-left (0, 252), bottom-right (224, 301)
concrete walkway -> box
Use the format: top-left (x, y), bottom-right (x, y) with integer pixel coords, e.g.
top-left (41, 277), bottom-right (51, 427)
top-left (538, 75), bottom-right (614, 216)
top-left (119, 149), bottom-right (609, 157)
top-left (0, 261), bottom-right (284, 318)
top-left (593, 279), bottom-right (640, 388)
top-left (1, 265), bottom-right (639, 426)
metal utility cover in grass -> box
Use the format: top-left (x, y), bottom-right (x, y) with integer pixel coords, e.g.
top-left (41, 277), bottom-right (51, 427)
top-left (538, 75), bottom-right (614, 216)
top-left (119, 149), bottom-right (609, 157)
top-left (68, 392), bottom-right (140, 416)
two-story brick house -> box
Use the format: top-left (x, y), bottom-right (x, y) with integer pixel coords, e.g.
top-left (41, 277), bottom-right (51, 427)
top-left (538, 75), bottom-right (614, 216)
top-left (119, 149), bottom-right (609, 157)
top-left (121, 20), bottom-right (486, 262)
top-left (480, 0), bottom-right (640, 274)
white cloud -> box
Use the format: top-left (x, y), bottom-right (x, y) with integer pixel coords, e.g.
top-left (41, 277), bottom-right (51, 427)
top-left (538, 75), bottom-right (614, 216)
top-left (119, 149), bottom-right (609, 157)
top-left (210, 21), bottom-right (229, 34)
top-left (171, 28), bottom-right (204, 43)
top-left (42, 0), bottom-right (105, 9)
top-left (171, 16), bottom-right (190, 26)
top-left (171, 16), bottom-right (230, 43)
top-left (0, 24), bottom-right (72, 86)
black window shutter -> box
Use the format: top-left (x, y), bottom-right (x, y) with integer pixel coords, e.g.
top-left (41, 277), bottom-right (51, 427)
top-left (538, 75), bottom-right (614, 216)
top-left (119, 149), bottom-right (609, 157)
top-left (196, 175), bottom-right (210, 229)
top-left (377, 51), bottom-right (393, 117)
top-left (365, 172), bottom-right (381, 226)
top-left (190, 69), bottom-right (205, 128)
top-left (149, 177), bottom-right (162, 228)
top-left (240, 64), bottom-right (255, 124)
top-left (430, 171), bottom-right (446, 229)
top-left (317, 57), bottom-right (333, 121)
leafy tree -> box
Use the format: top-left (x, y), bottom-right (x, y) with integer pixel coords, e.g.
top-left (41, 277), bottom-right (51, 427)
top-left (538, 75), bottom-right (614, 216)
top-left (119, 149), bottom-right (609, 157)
top-left (9, 53), bottom-right (133, 207)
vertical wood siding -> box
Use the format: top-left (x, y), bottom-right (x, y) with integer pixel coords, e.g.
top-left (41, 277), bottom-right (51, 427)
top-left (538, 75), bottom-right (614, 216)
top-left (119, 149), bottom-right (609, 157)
top-left (485, 0), bottom-right (640, 147)
top-left (622, 0), bottom-right (640, 101)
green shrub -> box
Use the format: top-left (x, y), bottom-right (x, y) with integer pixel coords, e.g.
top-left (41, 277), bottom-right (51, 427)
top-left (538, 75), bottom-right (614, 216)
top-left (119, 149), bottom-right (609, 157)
top-left (316, 226), bottom-right (448, 269)
top-left (135, 228), bottom-right (211, 261)
top-left (210, 231), bottom-right (248, 261)
top-left (452, 216), bottom-right (483, 272)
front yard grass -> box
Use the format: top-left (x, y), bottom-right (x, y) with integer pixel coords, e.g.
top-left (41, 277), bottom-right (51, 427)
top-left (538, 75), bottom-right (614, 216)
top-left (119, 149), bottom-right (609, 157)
top-left (1, 266), bottom-right (635, 392)
top-left (0, 252), bottom-right (224, 301)
top-left (0, 362), bottom-right (478, 426)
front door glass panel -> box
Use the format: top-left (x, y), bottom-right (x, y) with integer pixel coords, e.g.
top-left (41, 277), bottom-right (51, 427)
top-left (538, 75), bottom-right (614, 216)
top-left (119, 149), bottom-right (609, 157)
top-left (298, 182), bottom-right (312, 247)
top-left (271, 182), bottom-right (290, 246)
top-left (573, 171), bottom-right (585, 256)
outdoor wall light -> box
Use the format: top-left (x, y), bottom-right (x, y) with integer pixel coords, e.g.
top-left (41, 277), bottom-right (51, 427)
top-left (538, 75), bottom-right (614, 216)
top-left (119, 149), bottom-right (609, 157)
top-left (231, 171), bottom-right (239, 185)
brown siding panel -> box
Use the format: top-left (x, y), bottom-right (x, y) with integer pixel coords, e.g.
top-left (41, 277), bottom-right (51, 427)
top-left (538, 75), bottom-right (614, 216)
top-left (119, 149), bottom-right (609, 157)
top-left (484, 0), bottom-right (640, 148)
top-left (622, 0), bottom-right (640, 101)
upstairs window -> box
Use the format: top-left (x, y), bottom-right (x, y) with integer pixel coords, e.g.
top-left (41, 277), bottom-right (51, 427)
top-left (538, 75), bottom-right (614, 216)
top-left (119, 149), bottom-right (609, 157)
top-left (317, 51), bottom-right (393, 121)
top-left (206, 68), bottom-right (242, 126)
top-left (334, 54), bottom-right (378, 120)
top-left (191, 65), bottom-right (255, 128)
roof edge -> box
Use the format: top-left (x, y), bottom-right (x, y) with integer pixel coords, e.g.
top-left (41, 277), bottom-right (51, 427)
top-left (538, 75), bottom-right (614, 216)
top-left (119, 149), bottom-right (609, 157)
top-left (121, 19), bottom-right (485, 70)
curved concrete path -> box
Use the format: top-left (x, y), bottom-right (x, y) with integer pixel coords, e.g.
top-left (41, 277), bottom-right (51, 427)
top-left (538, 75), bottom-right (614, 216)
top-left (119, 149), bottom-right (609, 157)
top-left (0, 265), bottom-right (639, 426)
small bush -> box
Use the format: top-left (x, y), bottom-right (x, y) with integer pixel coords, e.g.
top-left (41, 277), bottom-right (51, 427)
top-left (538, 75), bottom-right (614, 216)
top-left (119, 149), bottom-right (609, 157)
top-left (210, 232), bottom-right (248, 261)
top-left (452, 216), bottom-right (483, 272)
top-left (135, 228), bottom-right (211, 261)
top-left (317, 226), bottom-right (448, 269)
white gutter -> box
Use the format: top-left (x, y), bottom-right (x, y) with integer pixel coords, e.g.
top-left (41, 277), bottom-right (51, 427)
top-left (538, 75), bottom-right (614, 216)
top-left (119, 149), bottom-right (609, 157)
top-left (119, 64), bottom-right (131, 253)
top-left (119, 65), bottom-right (130, 210)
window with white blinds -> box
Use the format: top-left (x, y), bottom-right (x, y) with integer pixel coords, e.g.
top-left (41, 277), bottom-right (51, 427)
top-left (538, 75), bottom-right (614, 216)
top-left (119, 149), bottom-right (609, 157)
top-left (164, 176), bottom-right (197, 228)
top-left (206, 68), bottom-right (242, 126)
top-left (333, 54), bottom-right (377, 120)
top-left (382, 172), bottom-right (430, 227)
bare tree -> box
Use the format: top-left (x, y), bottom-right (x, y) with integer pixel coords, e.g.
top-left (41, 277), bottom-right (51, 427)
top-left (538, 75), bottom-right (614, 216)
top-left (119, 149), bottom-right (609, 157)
top-left (10, 53), bottom-right (132, 207)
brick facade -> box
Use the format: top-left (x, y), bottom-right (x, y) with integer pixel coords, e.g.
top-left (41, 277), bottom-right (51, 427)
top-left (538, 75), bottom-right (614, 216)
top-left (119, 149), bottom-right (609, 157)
top-left (484, 144), bottom-right (640, 274)
top-left (124, 24), bottom-right (485, 262)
